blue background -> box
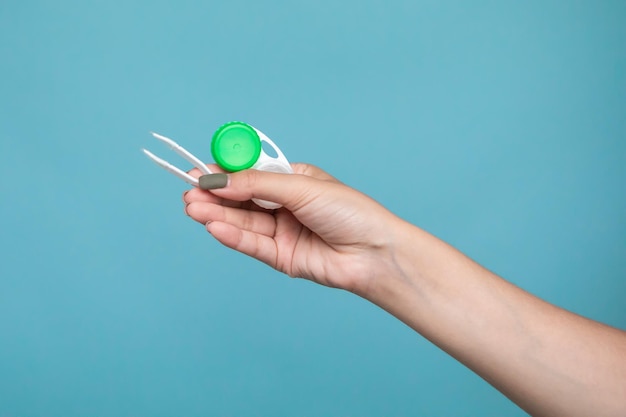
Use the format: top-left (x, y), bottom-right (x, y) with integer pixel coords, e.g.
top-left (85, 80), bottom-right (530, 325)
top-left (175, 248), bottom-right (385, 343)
top-left (1, 1), bottom-right (624, 415)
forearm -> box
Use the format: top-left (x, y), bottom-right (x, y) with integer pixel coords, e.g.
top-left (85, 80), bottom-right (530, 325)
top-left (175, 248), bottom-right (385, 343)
top-left (363, 219), bottom-right (626, 417)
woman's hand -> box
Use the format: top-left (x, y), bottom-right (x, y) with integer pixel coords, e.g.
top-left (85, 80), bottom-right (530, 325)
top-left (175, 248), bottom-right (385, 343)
top-left (182, 162), bottom-right (626, 417)
top-left (183, 163), bottom-right (405, 294)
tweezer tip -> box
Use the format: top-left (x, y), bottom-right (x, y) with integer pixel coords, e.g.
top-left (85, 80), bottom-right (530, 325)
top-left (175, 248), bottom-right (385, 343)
top-left (141, 148), bottom-right (156, 158)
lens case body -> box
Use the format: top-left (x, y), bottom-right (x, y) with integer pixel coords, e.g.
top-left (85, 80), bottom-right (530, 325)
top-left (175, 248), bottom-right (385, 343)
top-left (211, 121), bottom-right (293, 209)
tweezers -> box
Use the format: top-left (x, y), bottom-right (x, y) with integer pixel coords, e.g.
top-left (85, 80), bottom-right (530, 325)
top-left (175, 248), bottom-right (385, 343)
top-left (142, 132), bottom-right (213, 186)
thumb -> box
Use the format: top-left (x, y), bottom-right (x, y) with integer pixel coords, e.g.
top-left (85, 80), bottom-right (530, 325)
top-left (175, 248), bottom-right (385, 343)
top-left (198, 170), bottom-right (326, 211)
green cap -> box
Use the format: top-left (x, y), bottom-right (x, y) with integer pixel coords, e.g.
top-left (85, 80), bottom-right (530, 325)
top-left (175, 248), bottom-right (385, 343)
top-left (211, 121), bottom-right (261, 172)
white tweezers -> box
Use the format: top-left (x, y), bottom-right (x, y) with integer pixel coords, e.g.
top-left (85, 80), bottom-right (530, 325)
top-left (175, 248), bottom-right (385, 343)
top-left (142, 132), bottom-right (213, 186)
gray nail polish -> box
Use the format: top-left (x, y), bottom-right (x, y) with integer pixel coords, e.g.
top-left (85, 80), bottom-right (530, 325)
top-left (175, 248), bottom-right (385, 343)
top-left (199, 173), bottom-right (228, 190)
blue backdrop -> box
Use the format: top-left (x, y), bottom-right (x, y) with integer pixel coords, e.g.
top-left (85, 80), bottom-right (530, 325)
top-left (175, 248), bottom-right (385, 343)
top-left (1, 1), bottom-right (624, 416)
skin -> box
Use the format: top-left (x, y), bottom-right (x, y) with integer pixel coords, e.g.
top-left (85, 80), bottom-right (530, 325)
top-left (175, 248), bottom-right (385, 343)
top-left (183, 163), bottom-right (626, 417)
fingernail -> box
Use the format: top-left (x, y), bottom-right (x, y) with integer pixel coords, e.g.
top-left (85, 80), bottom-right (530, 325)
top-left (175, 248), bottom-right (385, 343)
top-left (184, 203), bottom-right (190, 216)
top-left (182, 190), bottom-right (189, 202)
top-left (205, 221), bottom-right (213, 234)
top-left (199, 173), bottom-right (229, 190)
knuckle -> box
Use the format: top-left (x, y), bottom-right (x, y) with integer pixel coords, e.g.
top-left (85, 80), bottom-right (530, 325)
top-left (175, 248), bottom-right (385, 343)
top-left (242, 168), bottom-right (260, 190)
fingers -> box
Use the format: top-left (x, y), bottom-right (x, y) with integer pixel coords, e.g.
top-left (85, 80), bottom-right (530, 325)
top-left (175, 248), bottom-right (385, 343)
top-left (183, 187), bottom-right (219, 203)
top-left (185, 202), bottom-right (277, 236)
top-left (199, 169), bottom-right (334, 213)
top-left (183, 187), bottom-right (248, 210)
top-left (183, 163), bottom-right (336, 204)
top-left (183, 187), bottom-right (273, 212)
top-left (206, 222), bottom-right (278, 269)
top-left (184, 163), bottom-right (339, 218)
top-left (183, 163), bottom-right (340, 203)
top-left (183, 164), bottom-right (228, 205)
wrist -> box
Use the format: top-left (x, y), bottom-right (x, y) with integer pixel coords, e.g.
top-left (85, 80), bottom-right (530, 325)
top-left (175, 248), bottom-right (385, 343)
top-left (352, 217), bottom-right (431, 305)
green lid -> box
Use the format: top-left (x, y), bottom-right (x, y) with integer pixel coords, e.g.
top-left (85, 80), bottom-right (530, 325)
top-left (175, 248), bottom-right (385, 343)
top-left (211, 121), bottom-right (261, 172)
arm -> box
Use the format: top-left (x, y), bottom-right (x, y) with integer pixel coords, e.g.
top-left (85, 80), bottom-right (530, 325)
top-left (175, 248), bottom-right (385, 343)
top-left (183, 165), bottom-right (626, 417)
top-left (372, 220), bottom-right (626, 417)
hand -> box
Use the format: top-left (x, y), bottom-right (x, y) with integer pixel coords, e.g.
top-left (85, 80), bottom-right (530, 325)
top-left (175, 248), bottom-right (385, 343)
top-left (182, 163), bottom-right (626, 417)
top-left (183, 163), bottom-right (405, 294)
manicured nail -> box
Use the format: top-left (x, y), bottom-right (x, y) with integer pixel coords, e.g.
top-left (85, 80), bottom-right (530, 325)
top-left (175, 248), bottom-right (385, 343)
top-left (183, 203), bottom-right (190, 216)
top-left (199, 173), bottom-right (229, 190)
